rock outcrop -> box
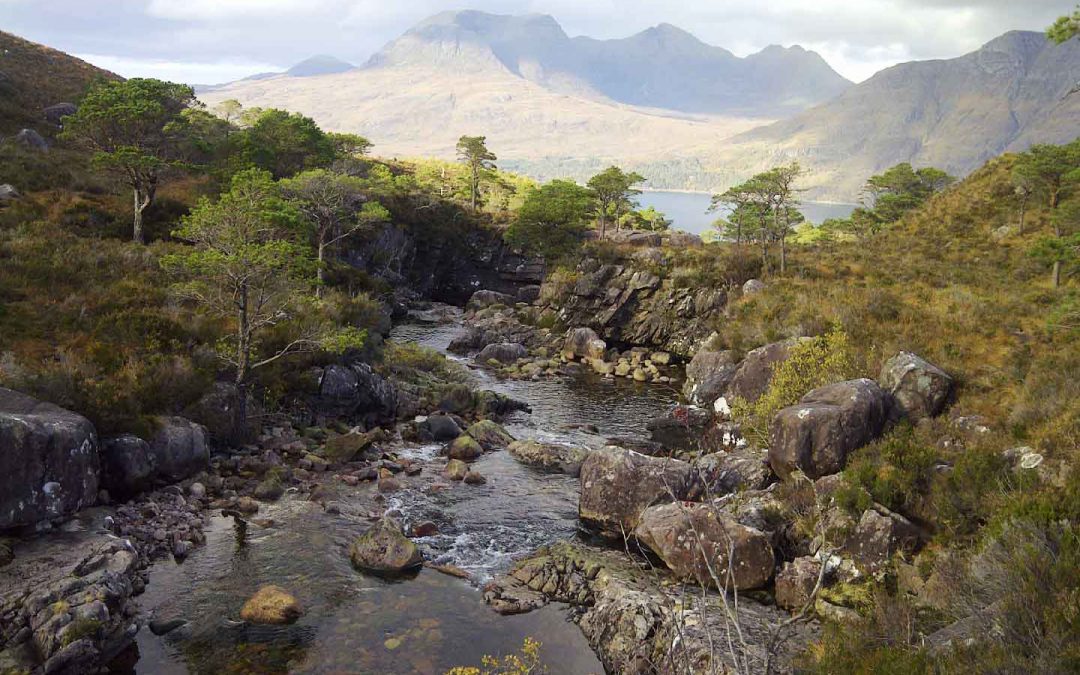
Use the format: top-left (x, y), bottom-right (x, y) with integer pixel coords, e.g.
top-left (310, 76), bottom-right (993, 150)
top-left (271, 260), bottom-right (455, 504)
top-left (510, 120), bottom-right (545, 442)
top-left (578, 446), bottom-right (695, 538)
top-left (691, 450), bottom-right (773, 497)
top-left (0, 388), bottom-right (99, 530)
top-left (146, 417), bottom-right (210, 484)
top-left (682, 342), bottom-right (738, 407)
top-left (843, 505), bottom-right (922, 573)
top-left (317, 363), bottom-right (398, 426)
top-left (879, 351), bottom-right (953, 421)
top-left (467, 289), bottom-right (515, 309)
top-left (563, 327), bottom-right (607, 361)
top-left (99, 435), bottom-right (155, 499)
top-left (634, 501), bottom-right (776, 590)
top-left (768, 379), bottom-right (892, 480)
top-left (476, 342), bottom-right (527, 364)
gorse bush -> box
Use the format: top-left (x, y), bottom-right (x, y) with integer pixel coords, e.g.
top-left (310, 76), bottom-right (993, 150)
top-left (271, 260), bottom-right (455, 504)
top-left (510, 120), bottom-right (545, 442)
top-left (730, 327), bottom-right (862, 448)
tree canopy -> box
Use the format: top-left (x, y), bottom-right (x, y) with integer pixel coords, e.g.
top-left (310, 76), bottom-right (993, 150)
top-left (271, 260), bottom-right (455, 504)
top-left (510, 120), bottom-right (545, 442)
top-left (587, 166), bottom-right (645, 239)
top-left (504, 179), bottom-right (594, 261)
top-left (456, 135), bottom-right (497, 210)
top-left (241, 109), bottom-right (335, 179)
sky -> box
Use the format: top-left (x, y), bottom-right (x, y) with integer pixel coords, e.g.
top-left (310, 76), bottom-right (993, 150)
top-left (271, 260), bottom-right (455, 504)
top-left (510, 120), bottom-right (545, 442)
top-left (0, 0), bottom-right (1070, 84)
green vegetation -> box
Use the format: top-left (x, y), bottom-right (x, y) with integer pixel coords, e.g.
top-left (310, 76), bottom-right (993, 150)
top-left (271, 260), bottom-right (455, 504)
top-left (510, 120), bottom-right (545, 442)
top-left (586, 165), bottom-right (644, 239)
top-left (1048, 6), bottom-right (1080, 44)
top-left (504, 179), bottom-right (593, 261)
top-left (711, 162), bottom-right (803, 273)
top-left (456, 135), bottom-right (498, 211)
top-left (819, 163), bottom-right (955, 240)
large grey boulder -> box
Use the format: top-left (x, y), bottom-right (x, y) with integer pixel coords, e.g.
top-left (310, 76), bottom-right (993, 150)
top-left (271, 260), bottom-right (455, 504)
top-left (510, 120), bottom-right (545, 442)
top-left (578, 446), bottom-right (695, 538)
top-left (13, 128), bottom-right (48, 151)
top-left (563, 327), bottom-right (606, 361)
top-left (691, 450), bottom-right (773, 498)
top-left (147, 417), bottom-right (209, 483)
top-left (634, 501), bottom-right (775, 590)
top-left (879, 351), bottom-right (953, 421)
top-left (768, 379), bottom-right (892, 480)
top-left (0, 388), bottom-right (99, 529)
top-left (683, 343), bottom-right (738, 406)
top-left (42, 102), bottom-right (77, 126)
top-left (467, 289), bottom-right (515, 310)
top-left (476, 342), bottom-right (527, 364)
top-left (843, 505), bottom-right (922, 574)
top-left (725, 337), bottom-right (811, 404)
top-left (317, 363), bottom-right (397, 426)
top-left (99, 434), bottom-right (155, 498)
top-left (182, 382), bottom-right (259, 446)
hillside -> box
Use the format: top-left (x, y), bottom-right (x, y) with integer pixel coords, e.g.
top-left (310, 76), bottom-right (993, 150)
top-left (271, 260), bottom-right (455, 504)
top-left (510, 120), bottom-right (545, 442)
top-left (717, 31), bottom-right (1080, 200)
top-left (0, 30), bottom-right (119, 134)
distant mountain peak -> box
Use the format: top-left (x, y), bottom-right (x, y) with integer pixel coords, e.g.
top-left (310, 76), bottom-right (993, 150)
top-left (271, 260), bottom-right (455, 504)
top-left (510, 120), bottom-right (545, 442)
top-left (286, 55), bottom-right (355, 77)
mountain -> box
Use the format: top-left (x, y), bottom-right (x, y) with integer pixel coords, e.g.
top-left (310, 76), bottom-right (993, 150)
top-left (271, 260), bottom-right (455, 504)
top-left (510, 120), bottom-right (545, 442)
top-left (0, 30), bottom-right (120, 133)
top-left (286, 55), bottom-right (356, 77)
top-left (367, 11), bottom-right (851, 116)
top-left (715, 30), bottom-right (1080, 199)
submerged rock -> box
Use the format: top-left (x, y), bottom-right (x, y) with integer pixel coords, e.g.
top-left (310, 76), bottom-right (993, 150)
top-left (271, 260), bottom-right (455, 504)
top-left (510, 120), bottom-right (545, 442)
top-left (447, 435), bottom-right (483, 461)
top-left (768, 379), bottom-right (892, 480)
top-left (578, 446), bottom-right (695, 538)
top-left (634, 501), bottom-right (775, 590)
top-left (349, 517), bottom-right (423, 575)
top-left (240, 585), bottom-right (303, 624)
top-left (444, 459), bottom-right (468, 481)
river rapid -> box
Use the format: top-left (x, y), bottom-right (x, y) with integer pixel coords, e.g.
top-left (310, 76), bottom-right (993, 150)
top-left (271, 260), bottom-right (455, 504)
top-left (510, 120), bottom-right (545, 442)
top-left (131, 309), bottom-right (679, 674)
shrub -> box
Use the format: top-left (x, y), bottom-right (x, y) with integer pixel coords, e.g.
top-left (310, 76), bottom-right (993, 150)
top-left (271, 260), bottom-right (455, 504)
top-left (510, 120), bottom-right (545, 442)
top-left (843, 426), bottom-right (938, 519)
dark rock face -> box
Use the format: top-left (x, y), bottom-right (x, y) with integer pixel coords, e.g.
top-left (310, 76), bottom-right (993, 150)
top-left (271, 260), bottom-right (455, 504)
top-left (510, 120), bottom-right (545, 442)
top-left (539, 262), bottom-right (727, 358)
top-left (843, 505), bottom-right (922, 573)
top-left (183, 382), bottom-right (259, 446)
top-left (683, 345), bottom-right (738, 406)
top-left (42, 102), bottom-right (77, 126)
top-left (768, 379), bottom-right (892, 480)
top-left (634, 501), bottom-right (775, 590)
top-left (691, 450), bottom-right (773, 498)
top-left (476, 342), bottom-right (527, 364)
top-left (578, 446), bottom-right (695, 538)
top-left (99, 435), bottom-right (155, 499)
top-left (147, 417), bottom-right (210, 484)
top-left (725, 337), bottom-right (810, 404)
top-left (13, 128), bottom-right (48, 151)
top-left (316, 363), bottom-right (398, 426)
top-left (348, 517), bottom-right (422, 575)
top-left (879, 351), bottom-right (953, 421)
top-left (421, 414), bottom-right (461, 441)
top-left (516, 284), bottom-right (541, 304)
top-left (0, 388), bottom-right (99, 529)
top-left (467, 289), bottom-right (515, 309)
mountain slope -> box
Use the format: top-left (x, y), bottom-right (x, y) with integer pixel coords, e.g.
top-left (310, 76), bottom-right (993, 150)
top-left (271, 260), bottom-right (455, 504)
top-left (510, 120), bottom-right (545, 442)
top-left (717, 31), bottom-right (1080, 199)
top-left (367, 10), bottom-right (851, 116)
top-left (0, 30), bottom-right (119, 133)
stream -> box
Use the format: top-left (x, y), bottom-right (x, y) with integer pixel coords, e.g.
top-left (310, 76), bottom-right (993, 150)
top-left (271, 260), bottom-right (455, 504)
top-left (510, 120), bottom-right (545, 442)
top-left (131, 310), bottom-right (680, 674)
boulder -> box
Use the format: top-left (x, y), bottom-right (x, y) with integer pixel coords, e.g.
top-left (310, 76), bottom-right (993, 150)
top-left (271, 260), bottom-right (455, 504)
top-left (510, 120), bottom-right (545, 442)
top-left (634, 501), bottom-right (775, 590)
top-left (13, 128), bottom-right (48, 151)
top-left (742, 279), bottom-right (766, 295)
top-left (464, 419), bottom-right (514, 451)
top-left (99, 435), bottom-right (155, 498)
top-left (317, 363), bottom-right (397, 426)
top-left (324, 429), bottom-right (382, 462)
top-left (725, 338), bottom-right (811, 404)
top-left (768, 379), bottom-right (892, 480)
top-left (683, 345), bottom-right (738, 406)
top-left (879, 351), bottom-right (953, 421)
top-left (563, 327), bottom-right (606, 361)
top-left (421, 414), bottom-right (461, 441)
top-left (349, 517), bottom-right (423, 575)
top-left (516, 285), bottom-right (542, 304)
top-left (447, 435), bottom-right (483, 461)
top-left (691, 450), bottom-right (773, 498)
top-left (775, 556), bottom-right (824, 611)
top-left (646, 405), bottom-right (712, 453)
top-left (578, 446), bottom-right (696, 538)
top-left (477, 342), bottom-right (528, 364)
top-left (42, 102), bottom-right (77, 126)
top-left (0, 184), bottom-right (20, 203)
top-left (843, 505), bottom-right (922, 573)
top-left (183, 382), bottom-right (259, 446)
top-left (0, 387), bottom-right (99, 529)
top-left (508, 440), bottom-right (589, 476)
top-left (467, 289), bottom-right (515, 310)
top-left (239, 585), bottom-right (303, 624)
top-left (148, 417), bottom-right (209, 483)
top-left (444, 459), bottom-right (469, 481)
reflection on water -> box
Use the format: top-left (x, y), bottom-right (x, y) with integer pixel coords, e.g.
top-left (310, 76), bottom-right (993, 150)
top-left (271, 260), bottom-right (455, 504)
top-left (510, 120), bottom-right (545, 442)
top-left (134, 316), bottom-right (675, 674)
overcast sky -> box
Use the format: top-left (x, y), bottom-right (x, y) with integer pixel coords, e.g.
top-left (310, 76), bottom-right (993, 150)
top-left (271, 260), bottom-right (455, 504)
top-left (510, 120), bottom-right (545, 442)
top-left (0, 0), bottom-right (1069, 84)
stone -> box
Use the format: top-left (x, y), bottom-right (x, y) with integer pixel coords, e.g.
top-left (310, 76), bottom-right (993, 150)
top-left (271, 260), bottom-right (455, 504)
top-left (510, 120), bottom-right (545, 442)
top-left (13, 128), bottom-right (48, 151)
top-left (447, 435), bottom-right (483, 461)
top-left (467, 289), bottom-right (515, 309)
top-left (879, 351), bottom-right (953, 421)
top-left (508, 440), bottom-right (589, 476)
top-left (775, 556), bottom-right (824, 611)
top-left (349, 517), bottom-right (423, 575)
top-left (0, 387), bottom-right (99, 529)
top-left (0, 183), bottom-right (20, 203)
top-left (768, 379), bottom-right (892, 480)
top-left (477, 342), bottom-right (528, 364)
top-left (726, 338), bottom-right (811, 404)
top-left (516, 285), bottom-right (542, 304)
top-left (691, 450), bottom-right (773, 498)
top-left (650, 351), bottom-right (672, 365)
top-left (564, 327), bottom-right (607, 361)
top-left (189, 482), bottom-right (206, 499)
top-left (253, 478), bottom-right (285, 501)
top-left (464, 470), bottom-right (487, 485)
top-left (235, 496), bottom-right (260, 514)
top-left (422, 414), bottom-right (461, 441)
top-left (742, 279), bottom-right (766, 295)
top-left (634, 501), bottom-right (775, 590)
top-left (317, 363), bottom-right (398, 427)
top-left (578, 446), bottom-right (696, 538)
top-left (410, 521), bottom-right (438, 537)
top-left (843, 505), bottom-right (922, 573)
top-left (683, 344), bottom-right (738, 406)
top-left (464, 419), bottom-right (514, 451)
top-left (182, 382), bottom-right (259, 446)
top-left (99, 434), bottom-right (155, 498)
top-left (444, 459), bottom-right (469, 481)
top-left (239, 585), bottom-right (303, 624)
top-left (147, 417), bottom-right (210, 483)
top-left (324, 429), bottom-right (381, 462)
top-left (646, 405), bottom-right (712, 453)
top-left (42, 102), bottom-right (77, 126)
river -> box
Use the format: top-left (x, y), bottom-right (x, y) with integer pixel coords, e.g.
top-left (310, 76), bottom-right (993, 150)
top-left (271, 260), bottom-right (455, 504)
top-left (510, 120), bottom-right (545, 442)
top-left (132, 310), bottom-right (679, 674)
top-left (638, 190), bottom-right (856, 235)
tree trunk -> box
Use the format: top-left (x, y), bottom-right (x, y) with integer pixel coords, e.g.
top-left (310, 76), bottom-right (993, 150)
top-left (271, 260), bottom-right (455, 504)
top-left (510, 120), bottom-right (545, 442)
top-left (1053, 260), bottom-right (1062, 288)
top-left (1018, 195), bottom-right (1028, 234)
top-left (234, 285), bottom-right (251, 437)
top-left (470, 165), bottom-right (479, 210)
top-left (780, 234), bottom-right (787, 275)
top-left (598, 212), bottom-right (607, 240)
top-left (316, 240), bottom-right (326, 298)
top-left (132, 187), bottom-right (152, 244)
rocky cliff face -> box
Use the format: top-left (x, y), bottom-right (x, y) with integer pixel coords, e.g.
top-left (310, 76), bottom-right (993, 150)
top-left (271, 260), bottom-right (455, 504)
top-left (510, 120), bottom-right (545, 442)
top-left (537, 259), bottom-right (726, 358)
